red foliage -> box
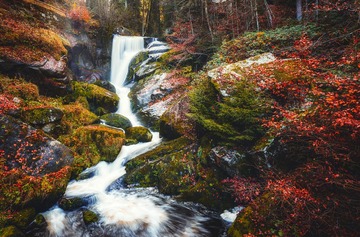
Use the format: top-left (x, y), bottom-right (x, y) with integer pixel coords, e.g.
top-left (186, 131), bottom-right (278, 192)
top-left (0, 94), bottom-right (19, 115)
top-left (222, 177), bottom-right (262, 205)
top-left (226, 33), bottom-right (360, 235)
top-left (68, 3), bottom-right (91, 24)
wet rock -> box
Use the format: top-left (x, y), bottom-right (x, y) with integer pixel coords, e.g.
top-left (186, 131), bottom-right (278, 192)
top-left (134, 62), bottom-right (158, 81)
top-left (59, 197), bottom-right (87, 211)
top-left (125, 137), bottom-right (234, 210)
top-left (0, 57), bottom-right (72, 97)
top-left (125, 51), bottom-right (150, 84)
top-left (208, 146), bottom-right (247, 177)
top-left (93, 80), bottom-right (116, 93)
top-left (159, 95), bottom-right (192, 140)
top-left (82, 210), bottom-right (99, 225)
top-left (76, 169), bottom-right (96, 181)
top-left (125, 126), bottom-right (152, 143)
top-left (0, 114), bottom-right (73, 230)
top-left (26, 214), bottom-right (47, 236)
top-left (100, 113), bottom-right (132, 130)
top-left (146, 41), bottom-right (170, 59)
top-left (130, 72), bottom-right (190, 128)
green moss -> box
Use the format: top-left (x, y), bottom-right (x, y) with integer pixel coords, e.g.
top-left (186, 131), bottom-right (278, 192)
top-left (100, 113), bottom-right (132, 129)
top-left (206, 24), bottom-right (319, 69)
top-left (62, 102), bottom-right (99, 131)
top-left (0, 226), bottom-right (24, 237)
top-left (188, 77), bottom-right (270, 146)
top-left (125, 137), bottom-right (234, 210)
top-left (82, 210), bottom-right (99, 225)
top-left (228, 207), bottom-right (254, 237)
top-left (125, 126), bottom-right (152, 142)
top-left (9, 208), bottom-right (36, 230)
top-left (21, 107), bottom-right (63, 126)
top-left (0, 76), bottom-right (39, 101)
top-left (59, 125), bottom-right (125, 177)
top-left (59, 197), bottom-right (86, 211)
top-left (72, 82), bottom-right (119, 115)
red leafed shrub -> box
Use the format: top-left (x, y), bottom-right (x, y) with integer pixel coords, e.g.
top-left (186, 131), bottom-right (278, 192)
top-left (222, 177), bottom-right (262, 205)
top-left (0, 94), bottom-right (19, 115)
top-left (68, 3), bottom-right (91, 24)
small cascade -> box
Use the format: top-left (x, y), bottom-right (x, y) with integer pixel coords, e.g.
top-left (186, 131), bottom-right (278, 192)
top-left (39, 35), bottom-right (223, 237)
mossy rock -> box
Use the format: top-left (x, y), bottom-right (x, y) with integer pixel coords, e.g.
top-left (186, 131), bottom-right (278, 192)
top-left (125, 137), bottom-right (191, 190)
top-left (125, 126), bottom-right (152, 142)
top-left (126, 51), bottom-right (150, 84)
top-left (0, 226), bottom-right (25, 237)
top-left (100, 113), bottom-right (132, 130)
top-left (59, 125), bottom-right (125, 176)
top-left (72, 81), bottom-right (119, 115)
top-left (125, 138), bottom-right (138, 145)
top-left (21, 107), bottom-right (63, 126)
top-left (0, 115), bottom-right (73, 229)
top-left (228, 206), bottom-right (254, 237)
top-left (159, 95), bottom-right (191, 140)
top-left (62, 102), bottom-right (99, 131)
top-left (82, 210), bottom-right (99, 225)
top-left (8, 208), bottom-right (36, 230)
top-left (58, 197), bottom-right (87, 211)
top-left (3, 80), bottom-right (39, 101)
top-left (228, 192), bottom-right (285, 237)
top-left (93, 80), bottom-right (116, 93)
top-left (125, 137), bottom-right (234, 210)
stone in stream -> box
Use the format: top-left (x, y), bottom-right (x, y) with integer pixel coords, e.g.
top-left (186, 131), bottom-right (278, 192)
top-left (125, 126), bottom-right (153, 143)
top-left (100, 113), bottom-right (132, 130)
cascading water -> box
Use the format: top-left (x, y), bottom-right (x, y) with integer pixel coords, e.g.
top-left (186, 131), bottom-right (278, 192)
top-left (37, 35), bottom-right (223, 237)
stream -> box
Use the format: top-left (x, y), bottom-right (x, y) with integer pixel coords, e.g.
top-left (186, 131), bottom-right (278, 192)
top-left (36, 35), bottom-right (224, 237)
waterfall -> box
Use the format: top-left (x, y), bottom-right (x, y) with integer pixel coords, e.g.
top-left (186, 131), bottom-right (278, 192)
top-left (40, 36), bottom-right (222, 237)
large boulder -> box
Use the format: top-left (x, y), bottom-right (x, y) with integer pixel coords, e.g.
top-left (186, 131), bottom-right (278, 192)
top-left (208, 146), bottom-right (256, 177)
top-left (72, 81), bottom-right (119, 115)
top-left (125, 137), bottom-right (234, 210)
top-left (62, 102), bottom-right (99, 131)
top-left (208, 53), bottom-right (276, 96)
top-left (20, 107), bottom-right (64, 126)
top-left (159, 95), bottom-right (193, 140)
top-left (125, 126), bottom-right (152, 143)
top-left (59, 125), bottom-right (125, 176)
top-left (100, 113), bottom-right (132, 130)
top-left (130, 71), bottom-right (191, 127)
top-left (0, 114), bottom-right (73, 230)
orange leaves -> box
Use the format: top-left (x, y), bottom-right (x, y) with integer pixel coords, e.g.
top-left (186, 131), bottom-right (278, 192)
top-left (294, 34), bottom-right (313, 58)
top-left (68, 3), bottom-right (91, 24)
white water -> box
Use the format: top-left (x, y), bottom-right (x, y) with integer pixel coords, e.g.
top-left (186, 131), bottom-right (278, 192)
top-left (42, 35), bottom-right (221, 237)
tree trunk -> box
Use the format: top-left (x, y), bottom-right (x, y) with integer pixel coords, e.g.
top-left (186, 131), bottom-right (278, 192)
top-left (254, 0), bottom-right (259, 31)
top-left (203, 0), bottom-right (214, 42)
top-left (296, 0), bottom-right (302, 21)
top-left (147, 0), bottom-right (161, 36)
top-left (264, 0), bottom-right (273, 28)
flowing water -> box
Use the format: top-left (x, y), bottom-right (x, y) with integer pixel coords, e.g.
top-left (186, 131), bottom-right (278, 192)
top-left (37, 35), bottom-right (223, 237)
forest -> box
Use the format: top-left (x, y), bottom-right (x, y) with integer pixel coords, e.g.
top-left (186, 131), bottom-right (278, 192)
top-left (0, 0), bottom-right (359, 236)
